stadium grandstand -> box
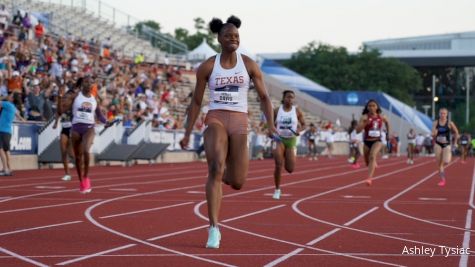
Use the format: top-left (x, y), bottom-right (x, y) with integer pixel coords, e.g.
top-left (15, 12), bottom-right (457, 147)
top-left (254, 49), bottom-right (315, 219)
top-left (0, 0), bottom-right (450, 172)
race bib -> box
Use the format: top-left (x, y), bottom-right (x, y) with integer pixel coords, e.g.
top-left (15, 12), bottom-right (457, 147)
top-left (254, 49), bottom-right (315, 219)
top-left (436, 136), bottom-right (447, 143)
top-left (77, 111), bottom-right (93, 121)
top-left (461, 140), bottom-right (468, 145)
top-left (213, 86), bottom-right (239, 105)
top-left (61, 121), bottom-right (72, 128)
top-left (368, 130), bottom-right (381, 138)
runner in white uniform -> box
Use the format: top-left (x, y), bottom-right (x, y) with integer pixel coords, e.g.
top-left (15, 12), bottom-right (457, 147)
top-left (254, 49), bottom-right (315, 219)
top-left (179, 16), bottom-right (277, 249)
top-left (272, 90), bottom-right (305, 199)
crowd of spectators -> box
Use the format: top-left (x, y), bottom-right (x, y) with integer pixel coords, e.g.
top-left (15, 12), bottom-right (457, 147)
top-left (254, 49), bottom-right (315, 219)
top-left (0, 5), bottom-right (194, 132)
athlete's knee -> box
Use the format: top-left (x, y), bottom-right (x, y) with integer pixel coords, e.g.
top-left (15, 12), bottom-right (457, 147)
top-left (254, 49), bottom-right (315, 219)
top-left (229, 179), bottom-right (244, 190)
top-left (208, 160), bottom-right (225, 178)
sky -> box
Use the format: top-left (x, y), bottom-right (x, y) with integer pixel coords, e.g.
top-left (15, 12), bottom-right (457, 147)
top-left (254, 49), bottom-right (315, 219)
top-left (93, 0), bottom-right (475, 54)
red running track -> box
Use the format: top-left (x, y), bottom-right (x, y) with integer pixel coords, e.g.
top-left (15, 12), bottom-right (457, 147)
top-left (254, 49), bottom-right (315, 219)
top-left (0, 156), bottom-right (474, 266)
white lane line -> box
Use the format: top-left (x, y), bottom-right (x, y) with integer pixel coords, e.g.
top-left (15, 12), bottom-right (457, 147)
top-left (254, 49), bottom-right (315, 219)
top-left (35, 186), bottom-right (66, 189)
top-left (0, 199), bottom-right (101, 214)
top-left (264, 207), bottom-right (379, 267)
top-left (196, 197), bottom-right (403, 267)
top-left (149, 205), bottom-right (286, 241)
top-left (418, 197), bottom-right (447, 201)
top-left (0, 247), bottom-right (49, 267)
top-left (56, 244), bottom-right (137, 266)
top-left (62, 205), bottom-right (287, 266)
top-left (99, 202), bottom-right (194, 219)
top-left (383, 160), bottom-right (471, 232)
top-left (0, 221), bottom-right (82, 237)
top-left (264, 193), bottom-right (292, 197)
top-left (187, 191), bottom-right (205, 194)
top-left (469, 161), bottom-right (475, 209)
top-left (83, 184), bottom-right (237, 267)
top-left (343, 195), bottom-right (371, 199)
top-left (51, 159), bottom-right (401, 266)
top-left (109, 188), bottom-right (137, 192)
top-left (291, 160), bottom-right (475, 250)
top-left (459, 209), bottom-right (472, 267)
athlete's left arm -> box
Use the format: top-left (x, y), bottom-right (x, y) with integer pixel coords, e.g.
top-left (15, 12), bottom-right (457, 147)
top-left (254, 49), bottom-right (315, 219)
top-left (449, 121), bottom-right (460, 144)
top-left (243, 55), bottom-right (277, 136)
top-left (296, 107), bottom-right (306, 133)
top-left (383, 115), bottom-right (391, 141)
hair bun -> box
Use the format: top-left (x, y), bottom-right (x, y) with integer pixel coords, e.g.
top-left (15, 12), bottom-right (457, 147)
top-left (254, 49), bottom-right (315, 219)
top-left (226, 15), bottom-right (241, 29)
top-left (209, 18), bottom-right (224, 34)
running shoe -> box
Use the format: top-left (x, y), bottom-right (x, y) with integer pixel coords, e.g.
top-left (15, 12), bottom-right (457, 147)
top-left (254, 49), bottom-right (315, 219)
top-left (438, 180), bottom-right (446, 187)
top-left (80, 177), bottom-right (92, 194)
top-left (272, 189), bottom-right (281, 200)
top-left (61, 174), bottom-right (72, 181)
top-left (206, 226), bottom-right (221, 249)
top-left (365, 179), bottom-right (373, 186)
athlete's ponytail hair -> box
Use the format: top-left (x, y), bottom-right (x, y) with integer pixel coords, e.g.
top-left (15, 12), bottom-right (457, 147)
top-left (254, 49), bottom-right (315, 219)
top-left (209, 15), bottom-right (241, 35)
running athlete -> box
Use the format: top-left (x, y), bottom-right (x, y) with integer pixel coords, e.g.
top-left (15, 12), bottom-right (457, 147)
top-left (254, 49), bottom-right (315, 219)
top-left (272, 90), bottom-right (305, 199)
top-left (305, 123), bottom-right (319, 161)
top-left (459, 131), bottom-right (471, 164)
top-left (53, 84), bottom-right (76, 181)
top-left (179, 16), bottom-right (277, 249)
top-left (406, 128), bottom-right (416, 165)
top-left (61, 76), bottom-right (112, 193)
top-left (348, 120), bottom-right (363, 169)
top-left (431, 108), bottom-right (459, 186)
top-left (356, 99), bottom-right (390, 186)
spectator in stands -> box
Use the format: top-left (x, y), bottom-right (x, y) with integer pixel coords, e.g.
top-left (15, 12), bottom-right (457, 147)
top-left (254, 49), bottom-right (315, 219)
top-left (34, 21), bottom-right (45, 44)
top-left (0, 5), bottom-right (9, 31)
top-left (271, 90), bottom-right (305, 200)
top-left (12, 10), bottom-right (22, 29)
top-left (460, 131), bottom-right (471, 164)
top-left (431, 108), bottom-right (459, 186)
top-left (26, 79), bottom-right (46, 121)
top-left (406, 128), bottom-right (416, 164)
top-left (0, 93), bottom-right (25, 176)
top-left (356, 99), bottom-right (390, 186)
top-left (21, 12), bottom-right (32, 38)
top-left (179, 16), bottom-right (277, 249)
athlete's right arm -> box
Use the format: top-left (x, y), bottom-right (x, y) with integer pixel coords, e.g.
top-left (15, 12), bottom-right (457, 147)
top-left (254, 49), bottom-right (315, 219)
top-left (355, 115), bottom-right (367, 133)
top-left (180, 58), bottom-right (213, 149)
top-left (431, 121), bottom-right (438, 138)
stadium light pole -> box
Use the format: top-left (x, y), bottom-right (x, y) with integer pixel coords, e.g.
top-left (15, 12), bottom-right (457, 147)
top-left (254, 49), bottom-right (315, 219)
top-left (466, 68), bottom-right (471, 125)
top-left (432, 75), bottom-right (436, 120)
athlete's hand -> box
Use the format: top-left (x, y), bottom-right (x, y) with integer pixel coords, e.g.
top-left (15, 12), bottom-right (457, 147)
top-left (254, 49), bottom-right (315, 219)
top-left (267, 125), bottom-right (279, 138)
top-left (180, 135), bottom-right (190, 149)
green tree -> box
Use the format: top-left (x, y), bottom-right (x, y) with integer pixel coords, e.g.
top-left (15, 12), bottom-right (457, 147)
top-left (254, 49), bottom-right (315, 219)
top-left (173, 17), bottom-right (219, 51)
top-left (134, 20), bottom-right (161, 34)
top-left (283, 42), bottom-right (422, 104)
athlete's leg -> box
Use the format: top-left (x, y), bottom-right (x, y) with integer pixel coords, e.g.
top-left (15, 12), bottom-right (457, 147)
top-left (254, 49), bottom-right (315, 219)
top-left (284, 145), bottom-right (296, 174)
top-left (81, 128), bottom-right (95, 178)
top-left (224, 133), bottom-right (249, 190)
top-left (204, 123), bottom-right (228, 226)
top-left (71, 131), bottom-right (84, 181)
top-left (60, 133), bottom-right (71, 176)
top-left (272, 142), bottom-right (285, 190)
top-left (366, 142), bottom-right (383, 185)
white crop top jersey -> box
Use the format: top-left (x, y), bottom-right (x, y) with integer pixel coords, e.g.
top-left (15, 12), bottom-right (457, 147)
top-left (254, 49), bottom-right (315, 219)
top-left (72, 92), bottom-right (97, 125)
top-left (208, 53), bottom-right (250, 113)
top-left (276, 105), bottom-right (298, 138)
